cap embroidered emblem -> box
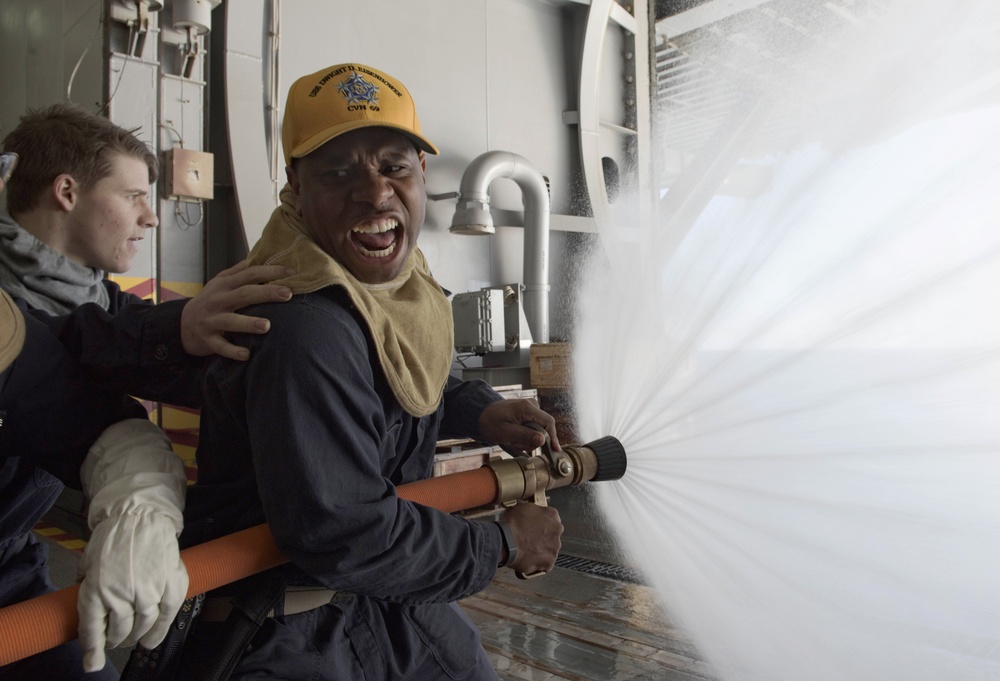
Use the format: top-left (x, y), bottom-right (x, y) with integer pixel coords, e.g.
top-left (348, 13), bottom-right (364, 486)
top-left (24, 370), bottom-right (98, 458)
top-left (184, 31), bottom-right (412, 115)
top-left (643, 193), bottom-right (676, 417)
top-left (338, 72), bottom-right (379, 106)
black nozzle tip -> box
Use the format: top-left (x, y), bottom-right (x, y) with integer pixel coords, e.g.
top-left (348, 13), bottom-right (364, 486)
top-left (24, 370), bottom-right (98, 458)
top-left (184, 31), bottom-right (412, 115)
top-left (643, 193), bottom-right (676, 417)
top-left (585, 435), bottom-right (627, 481)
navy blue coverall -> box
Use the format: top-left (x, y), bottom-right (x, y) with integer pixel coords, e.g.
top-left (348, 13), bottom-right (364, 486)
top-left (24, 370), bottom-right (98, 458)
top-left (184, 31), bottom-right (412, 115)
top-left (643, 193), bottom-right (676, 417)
top-left (184, 286), bottom-right (508, 681)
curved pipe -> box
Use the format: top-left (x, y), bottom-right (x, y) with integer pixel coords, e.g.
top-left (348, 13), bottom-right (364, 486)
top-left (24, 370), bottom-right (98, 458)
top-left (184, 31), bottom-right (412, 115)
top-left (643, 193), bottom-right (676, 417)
top-left (0, 437), bottom-right (626, 665)
top-left (451, 151), bottom-right (551, 344)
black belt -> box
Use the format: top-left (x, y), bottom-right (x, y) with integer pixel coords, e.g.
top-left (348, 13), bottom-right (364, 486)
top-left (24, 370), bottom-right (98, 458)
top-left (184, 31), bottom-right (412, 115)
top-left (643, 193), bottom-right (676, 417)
top-left (199, 586), bottom-right (337, 622)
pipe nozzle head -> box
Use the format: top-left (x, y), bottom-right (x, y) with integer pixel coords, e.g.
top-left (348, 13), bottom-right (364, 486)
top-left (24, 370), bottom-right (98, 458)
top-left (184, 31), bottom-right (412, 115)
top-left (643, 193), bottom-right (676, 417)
top-left (583, 435), bottom-right (627, 482)
top-left (450, 197), bottom-right (495, 235)
top-left (450, 224), bottom-right (495, 235)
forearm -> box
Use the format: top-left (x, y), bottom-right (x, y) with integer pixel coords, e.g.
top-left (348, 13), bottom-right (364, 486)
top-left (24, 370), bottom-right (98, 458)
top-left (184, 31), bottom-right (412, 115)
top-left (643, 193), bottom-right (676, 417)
top-left (270, 479), bottom-right (501, 603)
top-left (49, 300), bottom-right (205, 407)
top-left (81, 418), bottom-right (186, 527)
top-left (438, 375), bottom-right (504, 441)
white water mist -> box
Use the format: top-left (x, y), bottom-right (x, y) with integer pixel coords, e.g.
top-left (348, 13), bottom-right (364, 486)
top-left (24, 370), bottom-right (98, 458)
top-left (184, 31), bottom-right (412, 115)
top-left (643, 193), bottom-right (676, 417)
top-left (573, 2), bottom-right (1000, 679)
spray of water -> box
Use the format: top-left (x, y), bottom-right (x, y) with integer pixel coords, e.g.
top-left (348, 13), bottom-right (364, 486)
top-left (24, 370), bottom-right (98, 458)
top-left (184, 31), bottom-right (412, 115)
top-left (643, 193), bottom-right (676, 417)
top-left (573, 2), bottom-right (1000, 679)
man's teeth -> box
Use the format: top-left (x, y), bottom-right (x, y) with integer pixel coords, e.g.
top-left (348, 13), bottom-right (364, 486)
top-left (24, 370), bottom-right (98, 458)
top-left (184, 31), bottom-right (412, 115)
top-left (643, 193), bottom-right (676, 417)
top-left (357, 241), bottom-right (397, 258)
top-left (351, 219), bottom-right (398, 234)
top-left (352, 219), bottom-right (398, 257)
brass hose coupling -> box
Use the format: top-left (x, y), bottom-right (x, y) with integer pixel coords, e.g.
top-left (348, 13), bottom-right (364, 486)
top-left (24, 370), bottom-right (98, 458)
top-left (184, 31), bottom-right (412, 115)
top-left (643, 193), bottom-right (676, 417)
top-left (487, 425), bottom-right (627, 507)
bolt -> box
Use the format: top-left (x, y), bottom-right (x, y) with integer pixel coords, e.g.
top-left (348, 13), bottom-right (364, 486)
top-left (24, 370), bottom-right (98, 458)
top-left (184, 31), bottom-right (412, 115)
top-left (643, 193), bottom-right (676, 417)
top-left (558, 460), bottom-right (574, 476)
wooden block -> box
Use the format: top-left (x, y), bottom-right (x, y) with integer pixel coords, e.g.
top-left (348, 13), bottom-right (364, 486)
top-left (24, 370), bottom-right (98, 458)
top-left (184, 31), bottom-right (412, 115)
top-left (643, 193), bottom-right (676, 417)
top-left (499, 389), bottom-right (539, 403)
top-left (529, 343), bottom-right (572, 389)
top-left (432, 440), bottom-right (503, 477)
top-left (433, 450), bottom-right (492, 476)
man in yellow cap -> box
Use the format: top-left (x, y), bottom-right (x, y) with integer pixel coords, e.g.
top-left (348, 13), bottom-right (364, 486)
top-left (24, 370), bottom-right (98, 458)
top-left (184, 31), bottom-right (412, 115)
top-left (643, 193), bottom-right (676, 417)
top-left (173, 63), bottom-right (565, 680)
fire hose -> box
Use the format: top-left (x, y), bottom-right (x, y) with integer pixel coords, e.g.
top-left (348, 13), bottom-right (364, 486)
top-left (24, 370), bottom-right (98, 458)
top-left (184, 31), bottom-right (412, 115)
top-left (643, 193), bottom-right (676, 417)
top-left (0, 434), bottom-right (626, 666)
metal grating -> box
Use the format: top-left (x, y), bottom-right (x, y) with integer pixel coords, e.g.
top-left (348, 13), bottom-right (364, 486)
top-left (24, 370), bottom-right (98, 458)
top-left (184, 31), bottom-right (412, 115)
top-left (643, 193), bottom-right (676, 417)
top-left (555, 554), bottom-right (648, 585)
top-left (650, 0), bottom-right (1000, 199)
top-left (653, 0), bottom-right (892, 160)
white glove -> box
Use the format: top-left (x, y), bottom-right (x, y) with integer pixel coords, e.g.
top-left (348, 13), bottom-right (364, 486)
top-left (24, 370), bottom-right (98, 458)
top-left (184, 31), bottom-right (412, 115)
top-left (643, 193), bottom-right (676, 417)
top-left (76, 418), bottom-right (189, 673)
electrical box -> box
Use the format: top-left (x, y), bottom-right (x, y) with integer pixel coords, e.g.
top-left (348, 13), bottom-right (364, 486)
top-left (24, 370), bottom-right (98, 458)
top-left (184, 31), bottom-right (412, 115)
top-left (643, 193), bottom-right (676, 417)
top-left (452, 289), bottom-right (506, 354)
top-left (165, 148), bottom-right (214, 200)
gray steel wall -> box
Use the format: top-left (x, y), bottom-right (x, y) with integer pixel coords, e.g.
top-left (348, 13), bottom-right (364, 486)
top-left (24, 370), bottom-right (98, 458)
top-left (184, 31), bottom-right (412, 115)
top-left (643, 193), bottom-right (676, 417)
top-left (0, 1), bottom-right (104, 140)
top-left (266, 0), bottom-right (628, 339)
top-left (0, 0), bottom-right (639, 341)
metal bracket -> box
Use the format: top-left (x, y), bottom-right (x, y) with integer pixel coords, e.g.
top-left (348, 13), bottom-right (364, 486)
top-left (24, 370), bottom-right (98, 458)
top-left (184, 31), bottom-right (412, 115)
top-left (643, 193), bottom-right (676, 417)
top-left (527, 422), bottom-right (575, 481)
top-left (427, 191), bottom-right (460, 201)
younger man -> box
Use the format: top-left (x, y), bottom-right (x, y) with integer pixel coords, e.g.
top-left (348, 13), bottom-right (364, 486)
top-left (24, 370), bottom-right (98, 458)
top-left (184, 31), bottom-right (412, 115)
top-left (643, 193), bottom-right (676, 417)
top-left (1, 102), bottom-right (289, 360)
top-left (0, 105), bottom-right (291, 676)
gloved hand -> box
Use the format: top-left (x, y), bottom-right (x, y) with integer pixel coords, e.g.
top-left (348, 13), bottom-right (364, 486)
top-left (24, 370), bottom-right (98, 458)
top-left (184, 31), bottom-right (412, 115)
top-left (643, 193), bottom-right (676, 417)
top-left (76, 418), bottom-right (189, 673)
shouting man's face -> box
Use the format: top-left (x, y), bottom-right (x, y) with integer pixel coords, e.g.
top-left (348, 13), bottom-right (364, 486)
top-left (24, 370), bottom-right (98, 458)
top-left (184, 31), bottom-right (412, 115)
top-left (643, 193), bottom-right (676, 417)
top-left (288, 128), bottom-right (427, 284)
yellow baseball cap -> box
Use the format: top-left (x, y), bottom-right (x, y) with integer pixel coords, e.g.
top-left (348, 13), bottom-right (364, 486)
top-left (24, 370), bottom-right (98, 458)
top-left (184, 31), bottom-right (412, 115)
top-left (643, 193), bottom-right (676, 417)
top-left (0, 288), bottom-right (25, 374)
top-left (282, 63), bottom-right (440, 165)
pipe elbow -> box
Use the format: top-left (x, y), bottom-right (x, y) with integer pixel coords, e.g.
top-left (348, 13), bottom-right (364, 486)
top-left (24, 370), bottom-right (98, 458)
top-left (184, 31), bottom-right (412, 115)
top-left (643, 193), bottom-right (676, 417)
top-left (457, 150), bottom-right (520, 202)
top-left (456, 151), bottom-right (548, 208)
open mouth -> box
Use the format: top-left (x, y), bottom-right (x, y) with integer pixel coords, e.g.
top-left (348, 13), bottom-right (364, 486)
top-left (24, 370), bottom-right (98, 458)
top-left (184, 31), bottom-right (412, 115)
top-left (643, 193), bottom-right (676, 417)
top-left (351, 219), bottom-right (399, 258)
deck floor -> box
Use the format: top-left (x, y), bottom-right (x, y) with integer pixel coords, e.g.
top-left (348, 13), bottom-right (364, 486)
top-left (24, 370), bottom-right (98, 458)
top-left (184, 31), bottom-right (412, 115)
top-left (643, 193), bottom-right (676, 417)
top-left (465, 486), bottom-right (716, 681)
top-left (468, 568), bottom-right (713, 681)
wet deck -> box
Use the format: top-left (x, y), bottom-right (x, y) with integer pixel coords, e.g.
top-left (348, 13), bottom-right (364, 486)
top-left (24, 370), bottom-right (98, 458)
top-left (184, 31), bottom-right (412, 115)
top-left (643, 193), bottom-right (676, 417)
top-left (465, 486), bottom-right (715, 681)
top-left (468, 568), bottom-right (712, 680)
top-left (40, 486), bottom-right (714, 680)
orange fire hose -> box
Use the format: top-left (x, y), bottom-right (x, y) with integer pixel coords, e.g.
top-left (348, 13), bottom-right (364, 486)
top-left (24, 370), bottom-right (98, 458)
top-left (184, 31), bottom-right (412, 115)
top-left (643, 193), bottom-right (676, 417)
top-left (0, 466), bottom-right (501, 667)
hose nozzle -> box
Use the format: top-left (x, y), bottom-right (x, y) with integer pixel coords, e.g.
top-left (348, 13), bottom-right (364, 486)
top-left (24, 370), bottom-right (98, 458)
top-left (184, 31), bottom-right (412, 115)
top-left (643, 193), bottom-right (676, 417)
top-left (574, 435), bottom-right (628, 482)
top-left (487, 432), bottom-right (627, 505)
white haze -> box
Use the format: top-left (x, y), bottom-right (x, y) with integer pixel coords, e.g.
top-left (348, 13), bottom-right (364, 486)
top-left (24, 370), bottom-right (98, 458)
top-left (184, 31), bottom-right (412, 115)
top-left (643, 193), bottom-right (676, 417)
top-left (573, 1), bottom-right (1000, 679)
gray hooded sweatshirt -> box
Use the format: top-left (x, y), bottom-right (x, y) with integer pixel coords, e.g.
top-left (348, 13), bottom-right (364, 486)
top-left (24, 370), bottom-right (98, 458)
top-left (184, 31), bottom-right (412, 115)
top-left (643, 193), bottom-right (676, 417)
top-left (0, 214), bottom-right (110, 314)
